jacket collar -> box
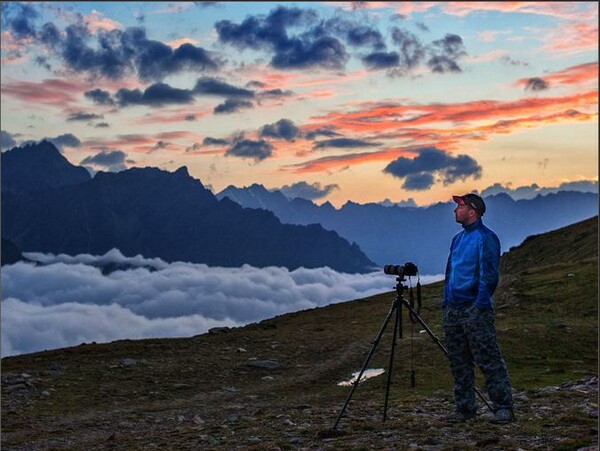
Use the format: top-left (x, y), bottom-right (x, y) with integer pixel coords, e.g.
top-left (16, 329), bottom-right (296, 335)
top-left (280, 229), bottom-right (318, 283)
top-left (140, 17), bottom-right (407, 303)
top-left (462, 218), bottom-right (482, 232)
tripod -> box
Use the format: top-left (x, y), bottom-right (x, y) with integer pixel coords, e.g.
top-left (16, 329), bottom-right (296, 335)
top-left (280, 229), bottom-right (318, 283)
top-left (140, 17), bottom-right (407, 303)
top-left (333, 275), bottom-right (492, 429)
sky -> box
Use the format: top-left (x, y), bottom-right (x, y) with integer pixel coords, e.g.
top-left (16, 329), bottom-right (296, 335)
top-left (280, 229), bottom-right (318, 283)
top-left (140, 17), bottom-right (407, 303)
top-left (1, 1), bottom-right (598, 207)
top-left (1, 249), bottom-right (442, 356)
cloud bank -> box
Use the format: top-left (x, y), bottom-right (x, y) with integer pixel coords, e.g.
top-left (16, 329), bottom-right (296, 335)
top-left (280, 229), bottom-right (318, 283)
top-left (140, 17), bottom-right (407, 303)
top-left (1, 249), bottom-right (444, 357)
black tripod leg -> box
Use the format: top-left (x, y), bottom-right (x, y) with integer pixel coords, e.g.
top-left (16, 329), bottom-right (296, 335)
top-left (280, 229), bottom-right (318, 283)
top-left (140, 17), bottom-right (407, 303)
top-left (401, 300), bottom-right (494, 412)
top-left (333, 299), bottom-right (399, 430)
top-left (383, 297), bottom-right (401, 421)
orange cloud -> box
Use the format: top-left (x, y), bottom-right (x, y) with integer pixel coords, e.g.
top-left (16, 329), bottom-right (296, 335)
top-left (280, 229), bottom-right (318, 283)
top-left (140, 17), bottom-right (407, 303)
top-left (2, 76), bottom-right (142, 109)
top-left (303, 89), bottom-right (337, 99)
top-left (84, 131), bottom-right (198, 154)
top-left (243, 67), bottom-right (368, 90)
top-left (329, 1), bottom-right (596, 20)
top-left (156, 131), bottom-right (195, 141)
top-left (251, 72), bottom-right (300, 90)
top-left (131, 109), bottom-right (210, 125)
top-left (443, 2), bottom-right (594, 20)
top-left (477, 30), bottom-right (512, 43)
top-left (282, 147), bottom-right (419, 174)
top-left (393, 2), bottom-right (441, 16)
top-left (84, 134), bottom-right (155, 150)
top-left (1, 78), bottom-right (84, 107)
top-left (84, 10), bottom-right (121, 32)
top-left (312, 90), bottom-right (598, 135)
top-left (514, 62), bottom-right (598, 89)
top-left (0, 31), bottom-right (34, 65)
top-left (542, 21), bottom-right (599, 54)
top-left (546, 62), bottom-right (599, 86)
top-left (166, 38), bottom-right (201, 49)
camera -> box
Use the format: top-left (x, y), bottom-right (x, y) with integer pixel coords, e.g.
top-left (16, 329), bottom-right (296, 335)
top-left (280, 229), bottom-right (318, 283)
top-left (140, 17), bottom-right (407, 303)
top-left (383, 262), bottom-right (418, 277)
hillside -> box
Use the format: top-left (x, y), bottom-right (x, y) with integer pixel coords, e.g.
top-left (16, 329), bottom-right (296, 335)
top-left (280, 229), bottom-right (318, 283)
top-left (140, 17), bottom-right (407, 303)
top-left (2, 217), bottom-right (598, 450)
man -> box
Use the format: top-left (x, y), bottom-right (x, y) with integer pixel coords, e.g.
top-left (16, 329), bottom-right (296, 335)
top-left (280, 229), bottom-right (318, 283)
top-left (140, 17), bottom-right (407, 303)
top-left (443, 193), bottom-right (514, 423)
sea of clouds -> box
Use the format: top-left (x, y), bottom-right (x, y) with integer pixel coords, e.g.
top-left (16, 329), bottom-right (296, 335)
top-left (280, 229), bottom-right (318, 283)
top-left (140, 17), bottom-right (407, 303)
top-left (1, 249), bottom-right (443, 357)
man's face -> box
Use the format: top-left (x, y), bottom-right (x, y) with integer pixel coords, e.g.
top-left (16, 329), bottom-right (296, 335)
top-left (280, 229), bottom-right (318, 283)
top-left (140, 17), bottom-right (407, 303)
top-left (454, 202), bottom-right (476, 225)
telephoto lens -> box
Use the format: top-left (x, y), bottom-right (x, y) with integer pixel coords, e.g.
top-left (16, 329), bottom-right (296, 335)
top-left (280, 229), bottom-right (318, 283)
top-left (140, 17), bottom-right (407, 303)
top-left (383, 262), bottom-right (418, 276)
top-left (384, 264), bottom-right (403, 276)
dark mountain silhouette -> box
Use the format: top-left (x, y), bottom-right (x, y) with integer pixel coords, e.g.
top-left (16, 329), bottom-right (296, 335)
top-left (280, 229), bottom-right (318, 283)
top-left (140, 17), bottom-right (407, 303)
top-left (1, 237), bottom-right (26, 266)
top-left (217, 185), bottom-right (599, 273)
top-left (1, 140), bottom-right (91, 194)
top-left (1, 143), bottom-right (374, 273)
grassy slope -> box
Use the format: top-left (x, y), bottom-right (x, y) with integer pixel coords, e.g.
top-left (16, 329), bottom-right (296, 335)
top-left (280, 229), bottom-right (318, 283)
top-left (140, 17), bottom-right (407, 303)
top-left (2, 216), bottom-right (598, 450)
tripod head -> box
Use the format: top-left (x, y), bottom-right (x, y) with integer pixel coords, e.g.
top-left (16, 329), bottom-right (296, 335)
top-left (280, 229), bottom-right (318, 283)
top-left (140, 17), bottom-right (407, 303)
top-left (383, 262), bottom-right (417, 298)
top-left (394, 276), bottom-right (407, 296)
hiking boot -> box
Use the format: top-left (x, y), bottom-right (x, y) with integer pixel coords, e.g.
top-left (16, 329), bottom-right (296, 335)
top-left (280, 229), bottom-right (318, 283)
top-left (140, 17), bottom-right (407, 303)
top-left (491, 408), bottom-right (515, 424)
top-left (445, 411), bottom-right (476, 423)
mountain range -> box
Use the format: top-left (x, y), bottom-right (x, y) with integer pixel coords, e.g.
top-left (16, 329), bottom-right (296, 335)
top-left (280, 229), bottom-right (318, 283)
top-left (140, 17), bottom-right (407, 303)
top-left (1, 142), bottom-right (374, 273)
top-left (216, 183), bottom-right (599, 273)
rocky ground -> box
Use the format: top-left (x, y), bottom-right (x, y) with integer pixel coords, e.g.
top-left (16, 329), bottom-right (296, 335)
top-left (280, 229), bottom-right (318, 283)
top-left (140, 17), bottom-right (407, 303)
top-left (1, 320), bottom-right (597, 450)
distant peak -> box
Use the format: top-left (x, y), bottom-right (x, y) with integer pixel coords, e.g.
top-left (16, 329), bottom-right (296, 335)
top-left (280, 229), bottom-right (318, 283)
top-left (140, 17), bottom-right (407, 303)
top-left (174, 166), bottom-right (189, 177)
top-left (249, 183), bottom-right (267, 191)
top-left (21, 140), bottom-right (61, 154)
top-left (247, 184), bottom-right (271, 195)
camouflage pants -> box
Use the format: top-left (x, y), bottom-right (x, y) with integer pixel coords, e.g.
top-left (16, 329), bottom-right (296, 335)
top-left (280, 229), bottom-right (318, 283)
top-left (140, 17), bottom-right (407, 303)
top-left (443, 305), bottom-right (513, 414)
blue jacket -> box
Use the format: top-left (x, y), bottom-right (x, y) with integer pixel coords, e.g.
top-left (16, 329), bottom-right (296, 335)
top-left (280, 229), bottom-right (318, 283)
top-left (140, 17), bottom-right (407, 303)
top-left (443, 219), bottom-right (500, 309)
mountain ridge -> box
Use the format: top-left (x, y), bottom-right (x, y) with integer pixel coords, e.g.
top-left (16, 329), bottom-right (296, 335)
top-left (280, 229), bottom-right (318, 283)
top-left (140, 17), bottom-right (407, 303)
top-left (217, 184), bottom-right (599, 273)
top-left (1, 140), bottom-right (91, 194)
top-left (1, 142), bottom-right (374, 273)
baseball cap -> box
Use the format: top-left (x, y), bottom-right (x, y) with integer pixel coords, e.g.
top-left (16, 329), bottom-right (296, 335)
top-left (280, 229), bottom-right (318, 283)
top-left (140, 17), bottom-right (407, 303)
top-left (452, 193), bottom-right (486, 216)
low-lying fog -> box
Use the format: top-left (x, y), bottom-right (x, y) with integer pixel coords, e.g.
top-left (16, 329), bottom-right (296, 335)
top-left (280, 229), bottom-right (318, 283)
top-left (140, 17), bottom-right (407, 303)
top-left (2, 249), bottom-right (443, 356)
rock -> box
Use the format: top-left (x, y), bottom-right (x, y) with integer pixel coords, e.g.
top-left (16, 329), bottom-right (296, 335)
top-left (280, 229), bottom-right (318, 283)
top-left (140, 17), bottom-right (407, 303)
top-left (294, 404), bottom-right (311, 410)
top-left (547, 320), bottom-right (568, 329)
top-left (247, 359), bottom-right (281, 369)
top-left (2, 373), bottom-right (30, 386)
top-left (226, 414), bottom-right (239, 423)
top-left (192, 415), bottom-right (204, 425)
top-left (221, 386), bottom-right (239, 393)
top-left (49, 362), bottom-right (65, 375)
top-left (120, 358), bottom-right (137, 367)
top-left (209, 327), bottom-right (231, 335)
top-left (5, 384), bottom-right (28, 393)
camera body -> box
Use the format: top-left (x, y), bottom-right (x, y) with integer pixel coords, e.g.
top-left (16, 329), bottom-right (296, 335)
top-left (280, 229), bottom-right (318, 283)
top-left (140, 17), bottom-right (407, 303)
top-left (383, 262), bottom-right (418, 277)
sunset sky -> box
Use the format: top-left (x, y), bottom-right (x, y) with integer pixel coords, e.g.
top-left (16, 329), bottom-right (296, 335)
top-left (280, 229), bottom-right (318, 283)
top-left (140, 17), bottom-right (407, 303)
top-left (1, 1), bottom-right (598, 207)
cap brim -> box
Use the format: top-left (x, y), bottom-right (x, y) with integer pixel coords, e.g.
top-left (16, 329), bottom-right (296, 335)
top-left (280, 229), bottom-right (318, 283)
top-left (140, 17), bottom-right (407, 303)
top-left (452, 195), bottom-right (465, 205)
